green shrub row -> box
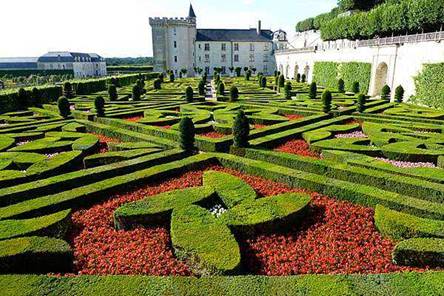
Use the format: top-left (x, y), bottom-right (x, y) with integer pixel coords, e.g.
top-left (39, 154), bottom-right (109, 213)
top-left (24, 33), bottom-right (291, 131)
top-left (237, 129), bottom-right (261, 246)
top-left (245, 149), bottom-right (444, 204)
top-left (83, 148), bottom-right (162, 168)
top-left (0, 149), bottom-right (186, 207)
top-left (375, 205), bottom-right (444, 241)
top-left (0, 236), bottom-right (72, 274)
top-left (0, 154), bottom-right (214, 220)
top-left (393, 238), bottom-right (444, 268)
top-left (0, 209), bottom-right (71, 241)
top-left (1, 272), bottom-right (443, 296)
top-left (321, 0), bottom-right (444, 41)
top-left (214, 153), bottom-right (444, 220)
top-left (250, 116), bottom-right (350, 148)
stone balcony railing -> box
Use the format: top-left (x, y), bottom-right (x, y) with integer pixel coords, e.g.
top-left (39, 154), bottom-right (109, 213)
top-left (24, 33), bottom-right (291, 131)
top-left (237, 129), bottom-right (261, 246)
top-left (276, 30), bottom-right (444, 54)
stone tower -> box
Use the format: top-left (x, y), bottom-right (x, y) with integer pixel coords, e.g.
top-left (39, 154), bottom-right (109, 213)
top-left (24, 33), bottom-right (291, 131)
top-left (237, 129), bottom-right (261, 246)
top-left (149, 4), bottom-right (197, 75)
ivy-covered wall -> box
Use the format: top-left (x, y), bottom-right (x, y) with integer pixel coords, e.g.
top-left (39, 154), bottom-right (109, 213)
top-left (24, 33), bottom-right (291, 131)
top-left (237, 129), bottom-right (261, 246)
top-left (313, 62), bottom-right (339, 90)
top-left (413, 63), bottom-right (444, 109)
top-left (338, 62), bottom-right (372, 94)
top-left (313, 61), bottom-right (371, 93)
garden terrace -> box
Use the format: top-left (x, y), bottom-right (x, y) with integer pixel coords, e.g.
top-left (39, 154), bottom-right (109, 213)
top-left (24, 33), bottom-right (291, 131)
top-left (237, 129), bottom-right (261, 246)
top-left (0, 75), bottom-right (442, 294)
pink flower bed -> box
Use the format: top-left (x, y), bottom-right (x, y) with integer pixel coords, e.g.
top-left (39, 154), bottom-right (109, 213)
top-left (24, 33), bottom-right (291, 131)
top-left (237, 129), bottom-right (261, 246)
top-left (335, 131), bottom-right (368, 139)
top-left (375, 157), bottom-right (436, 168)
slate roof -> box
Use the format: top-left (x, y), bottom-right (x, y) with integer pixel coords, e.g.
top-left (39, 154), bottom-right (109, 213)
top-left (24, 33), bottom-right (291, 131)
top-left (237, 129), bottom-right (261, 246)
top-left (37, 52), bottom-right (103, 63)
top-left (196, 29), bottom-right (273, 42)
top-left (188, 4), bottom-right (196, 18)
top-left (0, 57), bottom-right (38, 69)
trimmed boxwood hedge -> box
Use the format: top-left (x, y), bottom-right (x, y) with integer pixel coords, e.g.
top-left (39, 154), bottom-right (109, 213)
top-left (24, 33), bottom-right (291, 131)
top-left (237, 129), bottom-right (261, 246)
top-left (0, 236), bottom-right (72, 273)
top-left (171, 205), bottom-right (241, 275)
top-left (0, 149), bottom-right (186, 207)
top-left (393, 238), bottom-right (444, 268)
top-left (114, 186), bottom-right (215, 230)
top-left (0, 209), bottom-right (71, 241)
top-left (203, 171), bottom-right (256, 208)
top-left (1, 272), bottom-right (443, 295)
top-left (375, 205), bottom-right (444, 241)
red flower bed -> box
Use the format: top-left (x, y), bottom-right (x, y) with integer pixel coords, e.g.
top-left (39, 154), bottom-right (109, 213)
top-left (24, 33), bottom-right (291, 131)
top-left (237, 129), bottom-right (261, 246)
top-left (124, 116), bottom-right (143, 123)
top-left (69, 165), bottom-right (423, 276)
top-left (198, 131), bottom-right (226, 138)
top-left (286, 114), bottom-right (305, 121)
top-left (160, 125), bottom-right (172, 129)
top-left (90, 134), bottom-right (121, 153)
top-left (254, 124), bottom-right (268, 129)
top-left (275, 139), bottom-right (320, 159)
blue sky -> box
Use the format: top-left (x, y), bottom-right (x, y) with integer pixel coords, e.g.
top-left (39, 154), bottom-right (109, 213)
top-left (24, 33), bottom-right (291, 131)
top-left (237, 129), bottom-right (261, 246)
top-left (0, 0), bottom-right (336, 58)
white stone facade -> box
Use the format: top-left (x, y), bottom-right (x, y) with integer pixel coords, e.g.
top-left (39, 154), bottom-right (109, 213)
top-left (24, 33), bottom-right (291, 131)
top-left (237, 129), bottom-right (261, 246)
top-left (276, 31), bottom-right (444, 100)
top-left (37, 52), bottom-right (107, 78)
top-left (149, 5), bottom-right (284, 76)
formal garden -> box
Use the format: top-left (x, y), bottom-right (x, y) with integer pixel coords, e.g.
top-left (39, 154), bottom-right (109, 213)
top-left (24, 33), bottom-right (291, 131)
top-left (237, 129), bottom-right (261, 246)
top-left (0, 71), bottom-right (443, 295)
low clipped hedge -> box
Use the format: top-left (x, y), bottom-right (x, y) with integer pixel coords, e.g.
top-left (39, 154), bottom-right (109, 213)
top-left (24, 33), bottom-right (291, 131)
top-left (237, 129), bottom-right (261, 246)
top-left (114, 186), bottom-right (215, 230)
top-left (0, 210), bottom-right (71, 241)
top-left (0, 149), bottom-right (186, 207)
top-left (393, 238), bottom-right (444, 268)
top-left (203, 171), bottom-right (256, 208)
top-left (0, 236), bottom-right (72, 273)
top-left (171, 205), bottom-right (241, 275)
top-left (0, 154), bottom-right (214, 220)
top-left (1, 272), bottom-right (443, 295)
top-left (215, 153), bottom-right (444, 220)
top-left (83, 148), bottom-right (162, 168)
top-left (375, 205), bottom-right (444, 241)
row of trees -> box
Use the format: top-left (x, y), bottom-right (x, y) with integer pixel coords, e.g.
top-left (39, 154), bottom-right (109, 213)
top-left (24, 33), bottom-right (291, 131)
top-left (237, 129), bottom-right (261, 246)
top-left (297, 0), bottom-right (444, 40)
top-left (321, 0), bottom-right (444, 40)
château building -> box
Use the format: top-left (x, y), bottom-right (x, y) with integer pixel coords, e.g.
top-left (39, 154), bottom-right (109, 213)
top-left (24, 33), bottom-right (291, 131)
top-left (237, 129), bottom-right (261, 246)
top-left (0, 52), bottom-right (107, 78)
top-left (149, 4), bottom-right (288, 76)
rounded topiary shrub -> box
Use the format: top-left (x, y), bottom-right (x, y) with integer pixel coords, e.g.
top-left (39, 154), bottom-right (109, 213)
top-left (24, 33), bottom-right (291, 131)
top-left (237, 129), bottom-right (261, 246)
top-left (95, 96), bottom-right (105, 117)
top-left (233, 110), bottom-right (250, 148)
top-left (309, 82), bottom-right (317, 100)
top-left (169, 72), bottom-right (175, 82)
top-left (108, 85), bottom-right (118, 100)
top-left (132, 85), bottom-right (141, 101)
top-left (218, 82), bottom-right (225, 96)
top-left (261, 76), bottom-right (267, 89)
top-left (357, 93), bottom-right (366, 113)
top-left (230, 86), bottom-right (239, 102)
top-left (245, 70), bottom-right (252, 81)
top-left (284, 82), bottom-right (292, 99)
top-left (381, 85), bottom-right (391, 101)
top-left (322, 90), bottom-right (332, 113)
top-left (338, 79), bottom-right (345, 93)
top-left (185, 86), bottom-right (194, 103)
top-left (31, 87), bottom-right (41, 106)
top-left (198, 80), bottom-right (206, 96)
top-left (63, 82), bottom-right (74, 99)
top-left (153, 79), bottom-right (162, 90)
top-left (278, 74), bottom-right (285, 88)
top-left (17, 88), bottom-right (29, 110)
top-left (301, 74), bottom-right (306, 83)
top-left (57, 96), bottom-right (71, 118)
top-left (179, 117), bottom-right (195, 153)
top-left (158, 73), bottom-right (164, 83)
top-left (352, 81), bottom-right (360, 94)
top-left (296, 73), bottom-right (301, 83)
top-left (395, 85), bottom-right (404, 103)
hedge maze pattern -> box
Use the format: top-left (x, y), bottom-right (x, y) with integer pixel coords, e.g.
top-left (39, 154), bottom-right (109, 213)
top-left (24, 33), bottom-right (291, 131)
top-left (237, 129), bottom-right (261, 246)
top-left (0, 74), bottom-right (443, 289)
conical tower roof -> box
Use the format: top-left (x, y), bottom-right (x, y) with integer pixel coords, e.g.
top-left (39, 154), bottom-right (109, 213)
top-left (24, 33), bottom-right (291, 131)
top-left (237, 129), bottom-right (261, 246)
top-left (188, 4), bottom-right (196, 18)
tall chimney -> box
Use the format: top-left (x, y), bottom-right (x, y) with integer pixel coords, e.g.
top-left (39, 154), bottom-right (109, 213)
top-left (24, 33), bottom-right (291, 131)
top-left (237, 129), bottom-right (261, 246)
top-left (257, 20), bottom-right (262, 35)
